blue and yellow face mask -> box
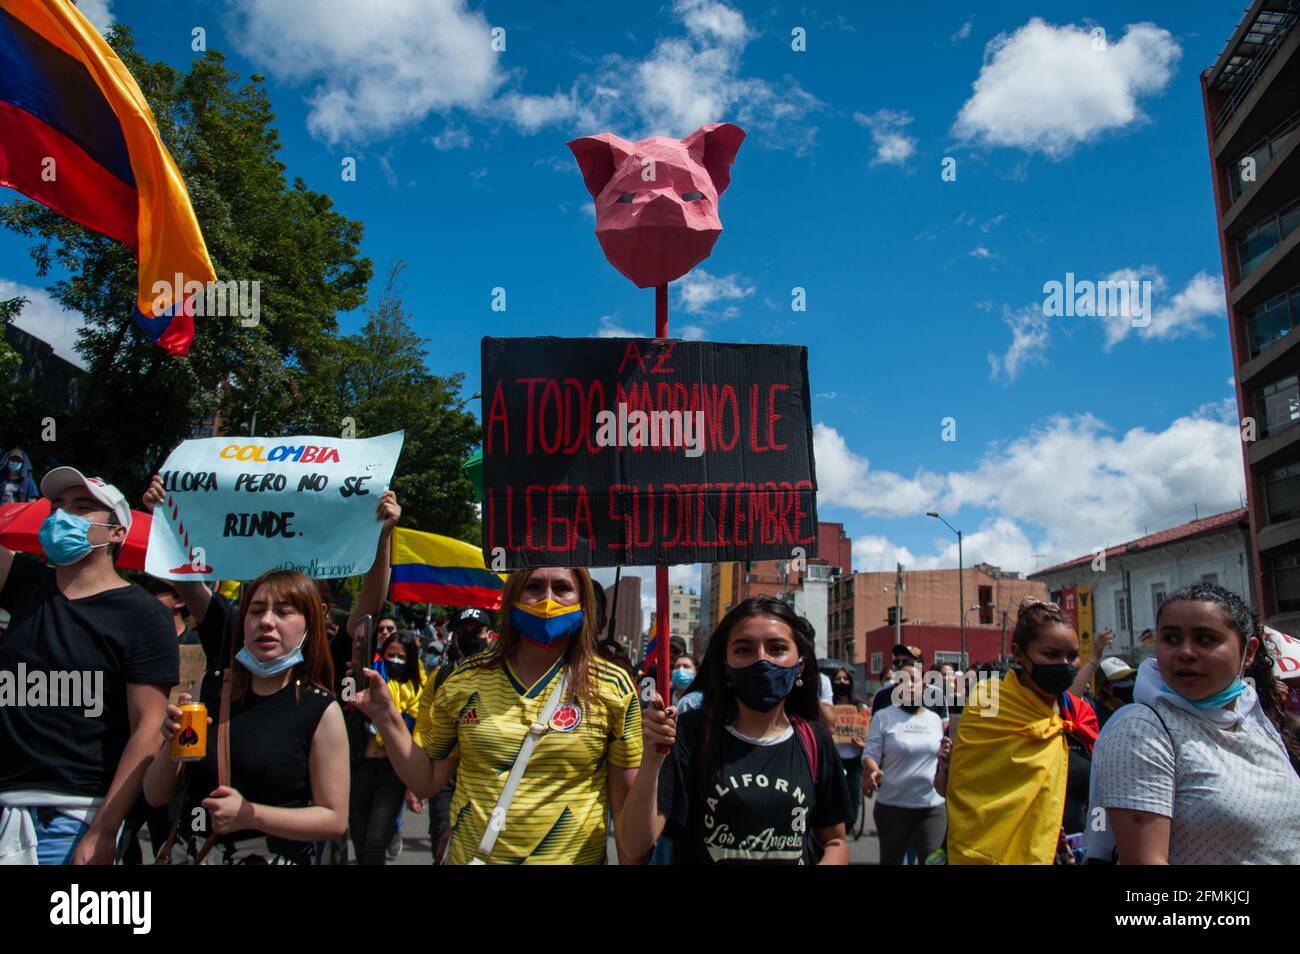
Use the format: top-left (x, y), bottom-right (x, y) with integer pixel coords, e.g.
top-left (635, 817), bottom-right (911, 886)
top-left (511, 598), bottom-right (584, 647)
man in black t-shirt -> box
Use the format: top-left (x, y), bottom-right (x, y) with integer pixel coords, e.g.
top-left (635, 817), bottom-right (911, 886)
top-left (0, 468), bottom-right (177, 864)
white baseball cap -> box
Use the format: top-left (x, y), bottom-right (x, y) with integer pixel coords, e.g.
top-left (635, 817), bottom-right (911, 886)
top-left (1099, 656), bottom-right (1137, 682)
top-left (40, 467), bottom-right (132, 531)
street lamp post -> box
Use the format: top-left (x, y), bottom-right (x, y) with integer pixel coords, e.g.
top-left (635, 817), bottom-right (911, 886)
top-left (927, 511), bottom-right (965, 669)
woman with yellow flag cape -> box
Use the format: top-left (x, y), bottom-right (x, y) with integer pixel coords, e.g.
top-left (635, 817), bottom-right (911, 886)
top-left (939, 597), bottom-right (1081, 865)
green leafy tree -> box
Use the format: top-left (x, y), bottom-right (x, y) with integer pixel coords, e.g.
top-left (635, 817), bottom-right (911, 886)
top-left (315, 261), bottom-right (480, 541)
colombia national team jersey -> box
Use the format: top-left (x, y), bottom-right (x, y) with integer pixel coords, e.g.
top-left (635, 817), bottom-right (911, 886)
top-left (424, 653), bottom-right (642, 864)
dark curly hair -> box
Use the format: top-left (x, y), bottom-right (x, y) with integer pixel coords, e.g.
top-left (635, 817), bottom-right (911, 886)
top-left (1011, 595), bottom-right (1074, 651)
top-left (1157, 582), bottom-right (1300, 772)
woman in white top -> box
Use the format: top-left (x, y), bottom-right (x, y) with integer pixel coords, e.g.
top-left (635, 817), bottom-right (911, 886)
top-left (1093, 583), bottom-right (1300, 864)
top-left (862, 667), bottom-right (946, 864)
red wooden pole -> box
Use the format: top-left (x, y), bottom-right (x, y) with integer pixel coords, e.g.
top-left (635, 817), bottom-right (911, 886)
top-left (654, 283), bottom-right (671, 737)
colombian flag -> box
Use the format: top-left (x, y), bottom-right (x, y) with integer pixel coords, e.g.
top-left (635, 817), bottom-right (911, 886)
top-left (0, 0), bottom-right (215, 354)
top-left (389, 527), bottom-right (505, 610)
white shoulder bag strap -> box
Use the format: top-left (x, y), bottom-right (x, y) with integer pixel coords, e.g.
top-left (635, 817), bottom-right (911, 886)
top-left (462, 669), bottom-right (570, 865)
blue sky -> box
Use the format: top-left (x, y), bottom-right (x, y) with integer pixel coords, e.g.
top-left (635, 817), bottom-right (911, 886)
top-left (1, 0), bottom-right (1254, 602)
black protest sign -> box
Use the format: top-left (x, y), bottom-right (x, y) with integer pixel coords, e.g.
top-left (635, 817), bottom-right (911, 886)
top-left (481, 337), bottom-right (818, 568)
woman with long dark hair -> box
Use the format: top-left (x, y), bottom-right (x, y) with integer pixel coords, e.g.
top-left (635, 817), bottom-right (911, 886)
top-left (619, 596), bottom-right (850, 865)
top-left (143, 569), bottom-right (349, 863)
top-left (349, 628), bottom-right (423, 864)
top-left (1093, 583), bottom-right (1300, 863)
top-left (355, 566), bottom-right (641, 864)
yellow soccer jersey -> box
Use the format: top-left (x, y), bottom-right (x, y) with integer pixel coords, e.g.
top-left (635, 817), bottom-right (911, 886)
top-left (424, 654), bottom-right (642, 864)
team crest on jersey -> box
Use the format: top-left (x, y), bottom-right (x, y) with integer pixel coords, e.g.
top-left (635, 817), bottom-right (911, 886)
top-left (549, 702), bottom-right (582, 733)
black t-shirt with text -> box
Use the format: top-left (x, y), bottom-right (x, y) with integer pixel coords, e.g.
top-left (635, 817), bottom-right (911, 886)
top-left (0, 554), bottom-right (178, 796)
top-left (658, 709), bottom-right (849, 864)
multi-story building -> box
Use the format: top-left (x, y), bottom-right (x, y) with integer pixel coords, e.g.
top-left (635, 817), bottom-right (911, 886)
top-left (605, 575), bottom-right (643, 646)
top-left (697, 521), bottom-right (852, 651)
top-left (1030, 509), bottom-right (1253, 664)
top-left (668, 584), bottom-right (701, 652)
top-left (829, 564), bottom-right (1046, 666)
top-left (1202, 0), bottom-right (1300, 632)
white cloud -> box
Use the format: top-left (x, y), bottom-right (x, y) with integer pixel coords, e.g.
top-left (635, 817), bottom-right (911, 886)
top-left (953, 19), bottom-right (1181, 158)
top-left (674, 268), bottom-right (754, 315)
top-left (852, 535), bottom-right (916, 572)
top-left (942, 412), bottom-right (1244, 563)
top-left (970, 246), bottom-right (996, 259)
top-left (853, 109), bottom-right (917, 167)
top-left (580, 202), bottom-right (596, 220)
top-left (814, 423), bottom-right (945, 518)
top-left (0, 280), bottom-right (89, 370)
top-left (497, 0), bottom-right (822, 146)
top-left (74, 0), bottom-right (113, 33)
top-left (987, 304), bottom-right (1049, 383)
top-left (430, 124), bottom-right (473, 151)
top-left (596, 314), bottom-right (638, 337)
top-left (822, 406), bottom-right (1245, 573)
top-left (1143, 271), bottom-right (1224, 341)
top-left (225, 0), bottom-right (503, 145)
top-left (951, 18), bottom-right (974, 43)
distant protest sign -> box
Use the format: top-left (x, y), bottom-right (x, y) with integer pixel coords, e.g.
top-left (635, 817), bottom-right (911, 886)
top-left (145, 432), bottom-right (404, 581)
top-left (832, 705), bottom-right (870, 746)
top-left (481, 337), bottom-right (817, 568)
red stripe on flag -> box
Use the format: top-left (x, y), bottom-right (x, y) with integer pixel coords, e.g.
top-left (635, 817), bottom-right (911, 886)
top-left (389, 581), bottom-right (502, 611)
top-left (0, 99), bottom-right (137, 250)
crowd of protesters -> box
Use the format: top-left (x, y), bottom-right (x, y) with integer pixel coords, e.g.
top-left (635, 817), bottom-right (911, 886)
top-left (0, 460), bottom-right (1298, 866)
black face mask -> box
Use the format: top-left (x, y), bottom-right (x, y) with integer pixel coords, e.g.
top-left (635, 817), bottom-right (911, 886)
top-left (457, 629), bottom-right (486, 656)
top-left (833, 681), bottom-right (851, 695)
top-left (1017, 658), bottom-right (1078, 697)
top-left (1111, 685), bottom-right (1134, 707)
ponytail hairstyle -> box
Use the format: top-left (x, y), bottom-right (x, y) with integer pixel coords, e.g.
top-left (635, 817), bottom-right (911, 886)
top-left (1157, 582), bottom-right (1300, 772)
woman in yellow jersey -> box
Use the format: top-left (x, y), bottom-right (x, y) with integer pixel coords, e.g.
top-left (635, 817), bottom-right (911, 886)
top-left (938, 596), bottom-right (1080, 864)
top-left (349, 627), bottom-right (423, 864)
top-left (355, 566), bottom-right (642, 864)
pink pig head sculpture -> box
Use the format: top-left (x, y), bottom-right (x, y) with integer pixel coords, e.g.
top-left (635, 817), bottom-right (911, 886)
top-left (567, 123), bottom-right (745, 288)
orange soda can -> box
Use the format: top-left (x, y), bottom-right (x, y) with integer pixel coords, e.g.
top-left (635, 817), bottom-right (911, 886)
top-left (171, 702), bottom-right (208, 762)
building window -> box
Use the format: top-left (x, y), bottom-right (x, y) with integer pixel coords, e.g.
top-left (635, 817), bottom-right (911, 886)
top-left (935, 650), bottom-right (967, 669)
top-left (870, 652), bottom-right (883, 675)
top-left (1227, 112), bottom-right (1299, 203)
top-left (1274, 555), bottom-right (1300, 613)
top-left (1151, 585), bottom-right (1167, 624)
top-left (1259, 375), bottom-right (1300, 437)
top-left (1266, 463), bottom-right (1300, 524)
top-left (1115, 590), bottom-right (1130, 632)
top-left (1246, 287), bottom-right (1300, 358)
top-left (978, 585), bottom-right (993, 625)
top-left (1237, 198), bottom-right (1300, 278)
top-left (1201, 572), bottom-right (1220, 586)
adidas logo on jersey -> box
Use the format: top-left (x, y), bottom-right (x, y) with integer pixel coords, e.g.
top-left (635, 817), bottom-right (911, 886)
top-left (460, 707), bottom-right (480, 726)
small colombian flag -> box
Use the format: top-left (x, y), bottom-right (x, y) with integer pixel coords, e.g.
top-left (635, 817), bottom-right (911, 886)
top-left (389, 527), bottom-right (505, 611)
top-left (0, 0), bottom-right (216, 355)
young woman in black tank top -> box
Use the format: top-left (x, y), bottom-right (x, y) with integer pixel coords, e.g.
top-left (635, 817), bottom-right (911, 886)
top-left (144, 569), bottom-right (349, 863)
